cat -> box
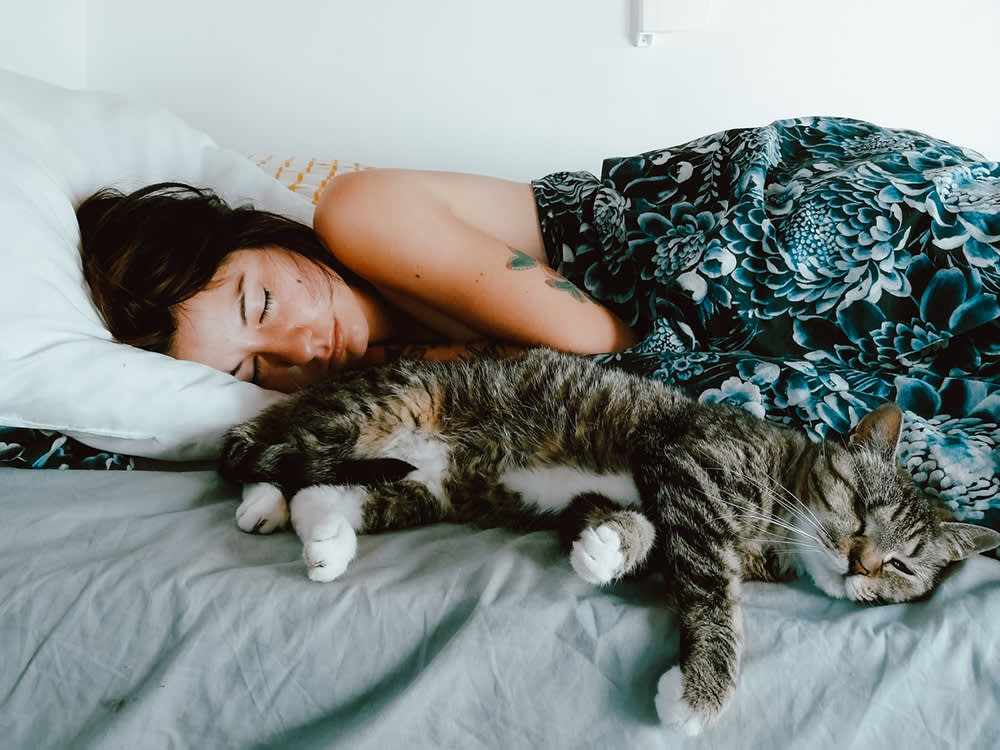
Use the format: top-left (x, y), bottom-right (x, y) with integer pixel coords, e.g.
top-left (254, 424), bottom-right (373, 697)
top-left (218, 348), bottom-right (1000, 735)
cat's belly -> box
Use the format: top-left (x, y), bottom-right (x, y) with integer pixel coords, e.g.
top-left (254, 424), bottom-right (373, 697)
top-left (374, 429), bottom-right (640, 511)
top-left (374, 428), bottom-right (451, 500)
top-left (498, 466), bottom-right (640, 512)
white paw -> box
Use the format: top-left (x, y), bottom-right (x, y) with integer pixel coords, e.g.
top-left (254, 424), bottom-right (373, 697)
top-left (570, 523), bottom-right (624, 584)
top-left (291, 485), bottom-right (368, 583)
top-left (235, 483), bottom-right (289, 534)
top-left (655, 667), bottom-right (705, 736)
top-left (301, 514), bottom-right (358, 582)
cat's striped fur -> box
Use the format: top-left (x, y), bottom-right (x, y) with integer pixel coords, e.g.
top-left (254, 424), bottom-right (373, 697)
top-left (219, 348), bottom-right (1000, 734)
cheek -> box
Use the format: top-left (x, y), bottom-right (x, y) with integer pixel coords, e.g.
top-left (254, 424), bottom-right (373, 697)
top-left (815, 515), bottom-right (855, 557)
top-left (875, 571), bottom-right (933, 603)
top-left (296, 263), bottom-right (338, 301)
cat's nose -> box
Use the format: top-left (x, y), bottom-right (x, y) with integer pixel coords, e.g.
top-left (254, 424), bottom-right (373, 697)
top-left (848, 551), bottom-right (870, 576)
top-left (847, 543), bottom-right (882, 577)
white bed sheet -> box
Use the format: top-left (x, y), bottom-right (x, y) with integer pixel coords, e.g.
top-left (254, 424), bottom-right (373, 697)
top-left (1, 467), bottom-right (998, 749)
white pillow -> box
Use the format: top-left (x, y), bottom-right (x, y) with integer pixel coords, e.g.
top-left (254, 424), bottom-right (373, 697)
top-left (0, 68), bottom-right (316, 461)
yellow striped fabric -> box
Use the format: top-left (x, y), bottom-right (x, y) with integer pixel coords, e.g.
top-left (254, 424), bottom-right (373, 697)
top-left (252, 155), bottom-right (371, 205)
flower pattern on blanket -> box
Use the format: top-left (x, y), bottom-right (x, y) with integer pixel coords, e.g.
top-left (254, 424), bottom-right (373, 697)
top-left (0, 427), bottom-right (135, 470)
top-left (533, 117), bottom-right (1000, 530)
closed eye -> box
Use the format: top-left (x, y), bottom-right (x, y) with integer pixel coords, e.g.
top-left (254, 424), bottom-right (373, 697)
top-left (888, 558), bottom-right (913, 575)
top-left (260, 289), bottom-right (272, 323)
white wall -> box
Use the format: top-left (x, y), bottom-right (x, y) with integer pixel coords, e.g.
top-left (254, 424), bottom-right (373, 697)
top-left (5, 1), bottom-right (1000, 179)
top-left (0, 0), bottom-right (86, 90)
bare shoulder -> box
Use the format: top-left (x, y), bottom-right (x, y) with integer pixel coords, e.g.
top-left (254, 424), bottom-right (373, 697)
top-left (315, 168), bottom-right (545, 264)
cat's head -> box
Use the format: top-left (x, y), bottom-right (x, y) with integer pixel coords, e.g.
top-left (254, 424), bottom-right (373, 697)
top-left (794, 403), bottom-right (1000, 604)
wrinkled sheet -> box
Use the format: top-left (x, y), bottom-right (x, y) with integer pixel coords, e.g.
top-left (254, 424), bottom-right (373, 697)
top-left (2, 467), bottom-right (998, 749)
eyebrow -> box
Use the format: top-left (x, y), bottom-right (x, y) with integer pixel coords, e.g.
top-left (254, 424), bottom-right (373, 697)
top-left (228, 274), bottom-right (247, 377)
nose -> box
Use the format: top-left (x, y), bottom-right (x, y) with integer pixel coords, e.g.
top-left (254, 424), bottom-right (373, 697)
top-left (848, 551), bottom-right (869, 577)
top-left (847, 543), bottom-right (881, 577)
top-left (265, 326), bottom-right (316, 366)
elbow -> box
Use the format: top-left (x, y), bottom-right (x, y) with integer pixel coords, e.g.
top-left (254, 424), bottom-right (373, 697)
top-left (549, 318), bottom-right (637, 356)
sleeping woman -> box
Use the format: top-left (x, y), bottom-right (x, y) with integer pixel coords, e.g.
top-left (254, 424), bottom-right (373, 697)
top-left (78, 171), bottom-right (636, 393)
top-left (77, 116), bottom-right (1000, 527)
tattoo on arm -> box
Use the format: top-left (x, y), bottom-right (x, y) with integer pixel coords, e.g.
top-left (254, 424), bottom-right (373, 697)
top-left (507, 249), bottom-right (588, 303)
top-left (506, 249), bottom-right (540, 270)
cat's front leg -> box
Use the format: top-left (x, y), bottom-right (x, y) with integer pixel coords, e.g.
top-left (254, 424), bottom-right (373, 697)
top-left (236, 482), bottom-right (290, 534)
top-left (290, 479), bottom-right (447, 582)
top-left (562, 493), bottom-right (655, 584)
top-left (290, 485), bottom-right (367, 582)
top-left (570, 512), bottom-right (655, 584)
top-left (655, 580), bottom-right (743, 735)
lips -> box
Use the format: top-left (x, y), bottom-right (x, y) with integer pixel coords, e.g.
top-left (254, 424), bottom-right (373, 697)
top-left (331, 321), bottom-right (347, 366)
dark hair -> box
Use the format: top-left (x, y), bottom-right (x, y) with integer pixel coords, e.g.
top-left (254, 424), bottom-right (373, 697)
top-left (77, 182), bottom-right (360, 354)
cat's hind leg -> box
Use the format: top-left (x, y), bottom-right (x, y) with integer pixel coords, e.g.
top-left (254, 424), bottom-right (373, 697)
top-left (562, 492), bottom-right (655, 585)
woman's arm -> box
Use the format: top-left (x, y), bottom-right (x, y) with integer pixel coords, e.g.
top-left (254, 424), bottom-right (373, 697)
top-left (314, 169), bottom-right (636, 354)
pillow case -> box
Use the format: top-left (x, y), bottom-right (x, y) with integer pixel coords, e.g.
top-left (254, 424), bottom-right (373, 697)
top-left (0, 68), bottom-right (318, 461)
top-left (252, 154), bottom-right (367, 204)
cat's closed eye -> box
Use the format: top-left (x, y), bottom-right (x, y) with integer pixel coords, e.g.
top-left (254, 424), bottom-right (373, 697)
top-left (887, 558), bottom-right (913, 575)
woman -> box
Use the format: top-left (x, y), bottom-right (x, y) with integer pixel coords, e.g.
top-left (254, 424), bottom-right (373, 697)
top-left (80, 117), bottom-right (1000, 526)
top-left (79, 172), bottom-right (636, 393)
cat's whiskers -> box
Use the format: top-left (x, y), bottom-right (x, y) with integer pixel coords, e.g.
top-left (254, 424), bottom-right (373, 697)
top-left (752, 527), bottom-right (823, 550)
top-left (712, 497), bottom-right (825, 560)
top-left (769, 472), bottom-right (826, 533)
top-left (740, 462), bottom-right (827, 536)
top-left (764, 539), bottom-right (825, 556)
top-left (704, 456), bottom-right (829, 544)
top-left (712, 494), bottom-right (821, 548)
top-left (699, 469), bottom-right (813, 538)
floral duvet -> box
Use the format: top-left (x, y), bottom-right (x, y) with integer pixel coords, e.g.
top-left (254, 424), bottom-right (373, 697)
top-left (532, 116), bottom-right (1000, 530)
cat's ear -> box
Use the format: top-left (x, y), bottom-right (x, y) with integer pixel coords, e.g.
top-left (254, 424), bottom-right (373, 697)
top-left (848, 403), bottom-right (903, 462)
top-left (939, 521), bottom-right (1000, 561)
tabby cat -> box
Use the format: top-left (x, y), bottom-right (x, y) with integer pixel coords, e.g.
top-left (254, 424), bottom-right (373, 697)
top-left (219, 348), bottom-right (1000, 734)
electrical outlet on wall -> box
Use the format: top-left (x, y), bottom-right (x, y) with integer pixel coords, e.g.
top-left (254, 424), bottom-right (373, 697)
top-left (631, 0), bottom-right (717, 46)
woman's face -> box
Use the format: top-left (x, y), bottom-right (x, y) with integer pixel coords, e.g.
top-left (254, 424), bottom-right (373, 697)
top-left (170, 247), bottom-right (371, 392)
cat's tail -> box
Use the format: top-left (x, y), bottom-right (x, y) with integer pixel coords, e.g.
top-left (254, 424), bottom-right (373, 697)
top-left (219, 424), bottom-right (415, 497)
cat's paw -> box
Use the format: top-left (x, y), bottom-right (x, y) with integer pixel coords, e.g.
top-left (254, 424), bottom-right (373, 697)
top-left (292, 485), bottom-right (364, 583)
top-left (301, 514), bottom-right (358, 582)
top-left (235, 483), bottom-right (289, 534)
top-left (570, 523), bottom-right (625, 585)
top-left (655, 667), bottom-right (705, 736)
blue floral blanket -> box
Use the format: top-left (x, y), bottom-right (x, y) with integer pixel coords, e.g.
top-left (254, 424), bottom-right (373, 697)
top-left (5, 117), bottom-right (999, 532)
top-left (533, 116), bottom-right (1000, 530)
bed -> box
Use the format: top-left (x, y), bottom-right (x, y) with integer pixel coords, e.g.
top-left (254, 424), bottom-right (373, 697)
top-left (2, 68), bottom-right (999, 749)
top-left (3, 466), bottom-right (999, 750)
